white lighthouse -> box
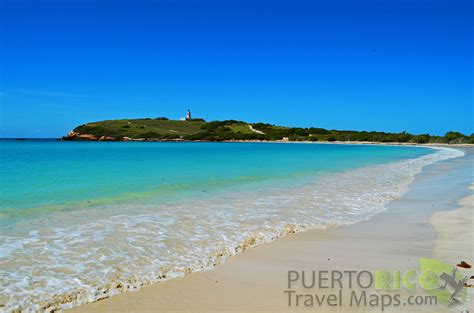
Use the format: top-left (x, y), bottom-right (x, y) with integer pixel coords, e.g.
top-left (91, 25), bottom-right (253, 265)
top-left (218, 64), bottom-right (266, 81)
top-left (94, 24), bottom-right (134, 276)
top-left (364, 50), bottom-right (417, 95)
top-left (185, 109), bottom-right (192, 120)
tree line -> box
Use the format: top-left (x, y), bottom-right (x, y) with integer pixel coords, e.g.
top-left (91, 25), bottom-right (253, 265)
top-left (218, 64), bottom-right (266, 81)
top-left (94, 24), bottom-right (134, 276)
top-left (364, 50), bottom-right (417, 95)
top-left (186, 121), bottom-right (473, 144)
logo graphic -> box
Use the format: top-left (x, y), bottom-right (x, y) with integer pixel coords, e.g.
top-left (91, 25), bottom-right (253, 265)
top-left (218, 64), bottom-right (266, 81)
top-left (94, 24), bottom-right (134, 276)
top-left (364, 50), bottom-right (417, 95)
top-left (284, 259), bottom-right (470, 310)
top-left (419, 258), bottom-right (468, 307)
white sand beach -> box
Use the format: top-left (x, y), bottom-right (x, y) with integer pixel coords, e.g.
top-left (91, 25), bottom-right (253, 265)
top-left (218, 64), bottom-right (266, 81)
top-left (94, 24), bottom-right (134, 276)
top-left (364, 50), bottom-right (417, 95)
top-left (432, 186), bottom-right (474, 312)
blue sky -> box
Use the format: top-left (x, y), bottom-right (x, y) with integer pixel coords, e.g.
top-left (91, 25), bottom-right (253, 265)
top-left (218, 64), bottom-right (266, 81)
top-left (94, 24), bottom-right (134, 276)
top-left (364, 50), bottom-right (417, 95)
top-left (0, 0), bottom-right (472, 138)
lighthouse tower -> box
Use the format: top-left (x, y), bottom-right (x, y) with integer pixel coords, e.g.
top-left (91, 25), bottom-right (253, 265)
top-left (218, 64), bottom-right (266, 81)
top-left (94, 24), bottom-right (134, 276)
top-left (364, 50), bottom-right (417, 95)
top-left (185, 109), bottom-right (192, 121)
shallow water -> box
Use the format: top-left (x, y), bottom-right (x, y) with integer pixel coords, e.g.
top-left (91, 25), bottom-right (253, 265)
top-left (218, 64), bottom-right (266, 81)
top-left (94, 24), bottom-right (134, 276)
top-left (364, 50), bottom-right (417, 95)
top-left (0, 141), bottom-right (464, 311)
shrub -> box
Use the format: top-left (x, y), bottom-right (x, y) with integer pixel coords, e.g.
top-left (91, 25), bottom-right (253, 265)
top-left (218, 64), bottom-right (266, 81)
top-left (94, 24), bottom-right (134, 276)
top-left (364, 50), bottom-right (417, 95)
top-left (443, 131), bottom-right (467, 143)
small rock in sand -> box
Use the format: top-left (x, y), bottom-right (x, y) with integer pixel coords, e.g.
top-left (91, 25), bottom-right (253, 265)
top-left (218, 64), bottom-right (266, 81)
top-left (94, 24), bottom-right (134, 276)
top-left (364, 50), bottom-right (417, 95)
top-left (456, 261), bottom-right (472, 268)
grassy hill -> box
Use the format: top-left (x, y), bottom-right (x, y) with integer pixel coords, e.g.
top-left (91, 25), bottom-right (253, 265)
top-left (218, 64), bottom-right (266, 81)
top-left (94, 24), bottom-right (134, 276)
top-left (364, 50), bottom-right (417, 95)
top-left (66, 118), bottom-right (267, 141)
top-left (64, 118), bottom-right (474, 144)
top-left (71, 118), bottom-right (206, 139)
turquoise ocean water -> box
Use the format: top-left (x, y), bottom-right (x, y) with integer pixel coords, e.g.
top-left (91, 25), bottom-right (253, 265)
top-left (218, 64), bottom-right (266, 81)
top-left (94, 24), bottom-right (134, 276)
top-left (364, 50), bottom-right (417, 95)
top-left (1, 141), bottom-right (429, 224)
top-left (0, 140), bottom-right (464, 310)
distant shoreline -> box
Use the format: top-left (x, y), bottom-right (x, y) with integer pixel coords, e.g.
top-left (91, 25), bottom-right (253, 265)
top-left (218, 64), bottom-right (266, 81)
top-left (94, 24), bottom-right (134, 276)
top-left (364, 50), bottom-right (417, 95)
top-left (2, 137), bottom-right (473, 147)
top-left (223, 140), bottom-right (474, 147)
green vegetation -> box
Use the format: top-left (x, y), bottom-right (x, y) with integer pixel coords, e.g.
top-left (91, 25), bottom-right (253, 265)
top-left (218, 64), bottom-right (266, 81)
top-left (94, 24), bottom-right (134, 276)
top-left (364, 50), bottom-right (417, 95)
top-left (187, 120), bottom-right (266, 141)
top-left (65, 118), bottom-right (473, 144)
top-left (72, 118), bottom-right (206, 139)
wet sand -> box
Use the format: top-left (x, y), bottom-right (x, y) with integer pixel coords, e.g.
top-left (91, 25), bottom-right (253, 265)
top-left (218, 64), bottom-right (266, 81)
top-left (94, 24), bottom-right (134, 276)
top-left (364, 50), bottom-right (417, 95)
top-left (431, 186), bottom-right (474, 312)
top-left (71, 148), bottom-right (473, 313)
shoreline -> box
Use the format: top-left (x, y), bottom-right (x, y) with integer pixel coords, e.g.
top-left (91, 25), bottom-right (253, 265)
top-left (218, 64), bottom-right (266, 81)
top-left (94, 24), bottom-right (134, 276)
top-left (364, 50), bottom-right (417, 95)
top-left (70, 147), bottom-right (473, 312)
top-left (2, 136), bottom-right (473, 147)
top-left (59, 136), bottom-right (474, 147)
